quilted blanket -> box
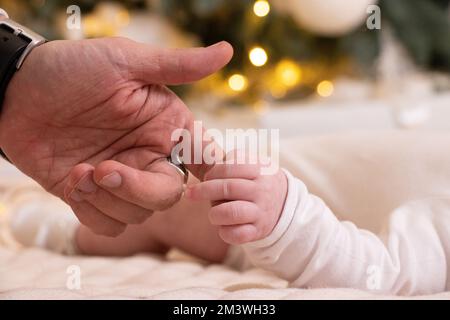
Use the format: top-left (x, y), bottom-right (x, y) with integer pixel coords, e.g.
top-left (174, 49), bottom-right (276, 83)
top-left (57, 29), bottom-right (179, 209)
top-left (2, 131), bottom-right (450, 300)
top-left (2, 247), bottom-right (450, 300)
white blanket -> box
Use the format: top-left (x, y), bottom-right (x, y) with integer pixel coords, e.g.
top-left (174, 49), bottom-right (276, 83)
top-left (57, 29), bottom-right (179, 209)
top-left (2, 131), bottom-right (450, 299)
top-left (2, 247), bottom-right (450, 300)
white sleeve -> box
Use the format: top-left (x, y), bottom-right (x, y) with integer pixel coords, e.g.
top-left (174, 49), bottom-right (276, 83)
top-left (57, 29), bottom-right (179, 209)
top-left (242, 170), bottom-right (450, 295)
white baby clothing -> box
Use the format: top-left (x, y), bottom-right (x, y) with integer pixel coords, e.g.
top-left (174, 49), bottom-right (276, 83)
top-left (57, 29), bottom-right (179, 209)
top-left (226, 131), bottom-right (450, 295)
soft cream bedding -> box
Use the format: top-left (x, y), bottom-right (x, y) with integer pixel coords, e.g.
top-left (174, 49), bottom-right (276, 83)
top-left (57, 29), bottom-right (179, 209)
top-left (2, 131), bottom-right (450, 299)
top-left (2, 247), bottom-right (450, 300)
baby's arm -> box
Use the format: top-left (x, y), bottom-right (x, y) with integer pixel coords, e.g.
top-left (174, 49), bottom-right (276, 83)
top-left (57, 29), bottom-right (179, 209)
top-left (187, 159), bottom-right (450, 295)
top-left (243, 171), bottom-right (450, 295)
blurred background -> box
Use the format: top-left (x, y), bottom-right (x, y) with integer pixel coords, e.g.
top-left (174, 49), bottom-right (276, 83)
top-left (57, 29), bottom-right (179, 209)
top-left (1, 0), bottom-right (450, 297)
top-left (1, 0), bottom-right (449, 135)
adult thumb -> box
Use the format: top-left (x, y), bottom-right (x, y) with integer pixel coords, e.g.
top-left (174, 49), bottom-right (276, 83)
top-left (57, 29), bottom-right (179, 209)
top-left (127, 40), bottom-right (233, 85)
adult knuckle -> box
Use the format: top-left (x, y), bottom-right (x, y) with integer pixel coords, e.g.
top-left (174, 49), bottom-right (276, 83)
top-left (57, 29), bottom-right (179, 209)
top-left (152, 187), bottom-right (183, 211)
top-left (152, 197), bottom-right (176, 211)
top-left (103, 37), bottom-right (134, 71)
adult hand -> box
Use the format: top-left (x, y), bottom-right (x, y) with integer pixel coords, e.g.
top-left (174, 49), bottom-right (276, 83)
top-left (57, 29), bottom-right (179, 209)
top-left (0, 37), bottom-right (233, 236)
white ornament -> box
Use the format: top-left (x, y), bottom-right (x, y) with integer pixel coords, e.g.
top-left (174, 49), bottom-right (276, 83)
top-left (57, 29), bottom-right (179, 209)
top-left (274, 0), bottom-right (378, 36)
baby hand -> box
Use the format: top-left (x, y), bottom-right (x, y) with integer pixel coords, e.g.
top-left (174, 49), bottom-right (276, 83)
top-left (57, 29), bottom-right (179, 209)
top-left (185, 152), bottom-right (288, 245)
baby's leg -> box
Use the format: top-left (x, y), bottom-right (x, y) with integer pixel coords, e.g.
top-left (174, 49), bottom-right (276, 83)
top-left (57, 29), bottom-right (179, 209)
top-left (76, 179), bottom-right (229, 263)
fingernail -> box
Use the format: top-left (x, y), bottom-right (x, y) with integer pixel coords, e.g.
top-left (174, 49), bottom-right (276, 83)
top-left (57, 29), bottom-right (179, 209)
top-left (76, 174), bottom-right (97, 194)
top-left (208, 41), bottom-right (225, 48)
top-left (99, 172), bottom-right (122, 188)
top-left (70, 190), bottom-right (83, 202)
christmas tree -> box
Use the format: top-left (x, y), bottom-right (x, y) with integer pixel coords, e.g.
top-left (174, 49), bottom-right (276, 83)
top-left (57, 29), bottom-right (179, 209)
top-left (2, 0), bottom-right (448, 103)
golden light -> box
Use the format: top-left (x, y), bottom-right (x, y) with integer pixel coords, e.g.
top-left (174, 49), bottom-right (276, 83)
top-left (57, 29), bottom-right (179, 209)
top-left (270, 83), bottom-right (287, 99)
top-left (253, 0), bottom-right (271, 17)
top-left (249, 47), bottom-right (268, 67)
top-left (276, 60), bottom-right (302, 87)
top-left (83, 15), bottom-right (105, 37)
top-left (115, 9), bottom-right (130, 27)
top-left (317, 80), bottom-right (334, 97)
top-left (253, 100), bottom-right (269, 114)
top-left (228, 74), bottom-right (248, 92)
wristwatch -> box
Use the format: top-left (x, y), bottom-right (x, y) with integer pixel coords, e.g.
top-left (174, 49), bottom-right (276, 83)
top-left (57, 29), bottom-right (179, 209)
top-left (0, 10), bottom-right (47, 160)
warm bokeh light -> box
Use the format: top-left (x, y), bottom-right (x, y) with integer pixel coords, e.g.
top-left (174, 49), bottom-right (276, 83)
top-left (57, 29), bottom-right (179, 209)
top-left (228, 74), bottom-right (248, 92)
top-left (253, 0), bottom-right (270, 17)
top-left (275, 60), bottom-right (302, 87)
top-left (317, 80), bottom-right (334, 97)
top-left (270, 83), bottom-right (287, 99)
top-left (83, 15), bottom-right (114, 37)
top-left (249, 47), bottom-right (268, 67)
top-left (115, 9), bottom-right (130, 27)
top-left (252, 100), bottom-right (269, 114)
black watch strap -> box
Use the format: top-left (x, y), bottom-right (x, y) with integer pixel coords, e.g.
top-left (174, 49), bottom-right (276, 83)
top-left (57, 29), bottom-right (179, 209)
top-left (0, 16), bottom-right (46, 162)
top-left (0, 24), bottom-right (29, 108)
top-left (0, 25), bottom-right (29, 161)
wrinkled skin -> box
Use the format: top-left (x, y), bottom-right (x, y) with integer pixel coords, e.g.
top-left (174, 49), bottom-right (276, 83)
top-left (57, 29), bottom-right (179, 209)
top-left (0, 37), bottom-right (233, 236)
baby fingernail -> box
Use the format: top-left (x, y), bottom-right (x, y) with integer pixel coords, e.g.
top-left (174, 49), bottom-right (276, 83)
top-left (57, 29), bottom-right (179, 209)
top-left (76, 174), bottom-right (97, 194)
top-left (99, 172), bottom-right (122, 188)
top-left (70, 190), bottom-right (83, 202)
